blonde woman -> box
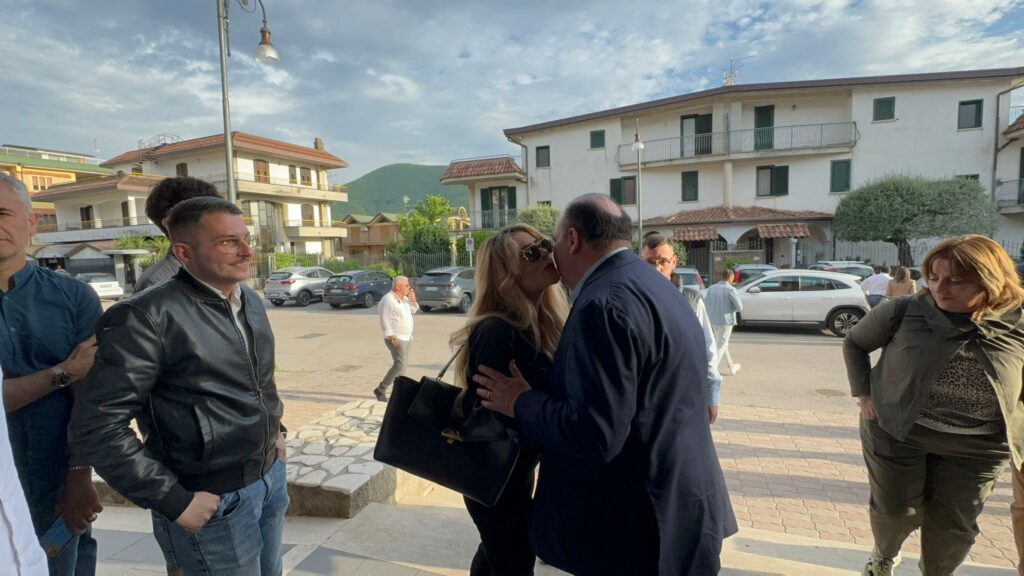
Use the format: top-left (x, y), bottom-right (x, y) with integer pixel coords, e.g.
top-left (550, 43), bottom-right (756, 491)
top-left (844, 235), bottom-right (1024, 576)
top-left (884, 265), bottom-right (917, 298)
top-left (450, 224), bottom-right (569, 575)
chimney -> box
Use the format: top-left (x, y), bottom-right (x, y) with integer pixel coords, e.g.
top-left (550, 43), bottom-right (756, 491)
top-left (313, 138), bottom-right (325, 151)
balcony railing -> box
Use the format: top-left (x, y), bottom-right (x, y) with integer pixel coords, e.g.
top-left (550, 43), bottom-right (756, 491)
top-left (996, 179), bottom-right (1024, 206)
top-left (0, 145), bottom-right (105, 165)
top-left (35, 216), bottom-right (152, 233)
top-left (445, 209), bottom-right (522, 231)
top-left (282, 219), bottom-right (344, 228)
top-left (206, 172), bottom-right (330, 191)
top-left (616, 122), bottom-right (859, 165)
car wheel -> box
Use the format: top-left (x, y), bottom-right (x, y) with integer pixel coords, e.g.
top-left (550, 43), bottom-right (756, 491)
top-left (270, 299), bottom-right (285, 307)
top-left (420, 305), bottom-right (432, 313)
top-left (827, 308), bottom-right (864, 337)
top-left (296, 291), bottom-right (312, 307)
top-left (362, 292), bottom-right (375, 308)
top-left (329, 303), bottom-right (341, 309)
top-left (458, 293), bottom-right (472, 313)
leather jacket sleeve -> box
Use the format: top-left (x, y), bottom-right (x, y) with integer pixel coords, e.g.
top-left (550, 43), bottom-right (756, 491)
top-left (69, 303), bottom-right (194, 521)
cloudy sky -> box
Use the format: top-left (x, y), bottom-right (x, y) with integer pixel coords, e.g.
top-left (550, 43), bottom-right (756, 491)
top-left (2, 0), bottom-right (1024, 183)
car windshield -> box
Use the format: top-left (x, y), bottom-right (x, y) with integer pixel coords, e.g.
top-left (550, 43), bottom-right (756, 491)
top-left (678, 272), bottom-right (700, 284)
top-left (736, 273), bottom-right (767, 290)
top-left (422, 272), bottom-right (454, 282)
top-left (328, 276), bottom-right (353, 284)
top-left (268, 272), bottom-right (293, 280)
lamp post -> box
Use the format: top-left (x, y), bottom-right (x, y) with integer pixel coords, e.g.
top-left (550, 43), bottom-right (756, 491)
top-left (632, 120), bottom-right (645, 247)
top-left (217, 0), bottom-right (280, 204)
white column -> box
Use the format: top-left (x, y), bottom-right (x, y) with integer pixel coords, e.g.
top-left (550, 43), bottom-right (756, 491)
top-left (723, 160), bottom-right (734, 209)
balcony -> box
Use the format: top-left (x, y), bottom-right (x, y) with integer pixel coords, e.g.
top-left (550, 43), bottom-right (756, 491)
top-left (282, 219), bottom-right (348, 239)
top-left (617, 122), bottom-right (859, 167)
top-left (996, 179), bottom-right (1024, 215)
top-left (447, 209), bottom-right (522, 231)
top-left (205, 172), bottom-right (348, 204)
top-left (34, 217), bottom-right (162, 243)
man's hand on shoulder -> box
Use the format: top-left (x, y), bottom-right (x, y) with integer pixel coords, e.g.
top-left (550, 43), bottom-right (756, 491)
top-left (175, 491), bottom-right (221, 533)
top-left (60, 467), bottom-right (103, 533)
top-left (63, 335), bottom-right (97, 383)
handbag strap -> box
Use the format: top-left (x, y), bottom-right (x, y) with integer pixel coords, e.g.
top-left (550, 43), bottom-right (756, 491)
top-left (437, 346), bottom-right (464, 380)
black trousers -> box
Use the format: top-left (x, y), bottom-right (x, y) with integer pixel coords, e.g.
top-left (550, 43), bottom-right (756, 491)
top-left (464, 448), bottom-right (540, 576)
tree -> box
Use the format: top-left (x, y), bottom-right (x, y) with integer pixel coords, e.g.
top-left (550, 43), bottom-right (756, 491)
top-left (516, 205), bottom-right (561, 236)
top-left (397, 194), bottom-right (453, 240)
top-left (114, 234), bottom-right (169, 267)
top-left (833, 175), bottom-right (996, 265)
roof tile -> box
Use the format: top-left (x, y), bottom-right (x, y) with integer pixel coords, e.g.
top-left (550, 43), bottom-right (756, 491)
top-left (441, 157), bottom-right (525, 180)
top-left (645, 205), bottom-right (832, 227)
top-left (102, 132), bottom-right (347, 169)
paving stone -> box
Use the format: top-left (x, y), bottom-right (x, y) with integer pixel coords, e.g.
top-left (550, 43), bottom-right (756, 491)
top-left (322, 473), bottom-right (371, 494)
top-left (296, 470), bottom-right (327, 488)
top-left (348, 462), bottom-right (384, 476)
top-left (302, 443), bottom-right (327, 456)
top-left (321, 457), bottom-right (355, 475)
top-left (343, 408), bottom-right (371, 418)
top-left (291, 455), bottom-right (329, 467)
top-left (345, 445), bottom-right (373, 458)
top-left (297, 429), bottom-right (324, 441)
top-left (330, 446), bottom-right (352, 456)
top-left (299, 466), bottom-right (313, 476)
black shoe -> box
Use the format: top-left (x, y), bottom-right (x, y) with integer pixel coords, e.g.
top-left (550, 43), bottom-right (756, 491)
top-left (373, 387), bottom-right (388, 402)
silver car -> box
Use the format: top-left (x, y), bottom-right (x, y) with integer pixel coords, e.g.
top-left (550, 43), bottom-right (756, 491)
top-left (264, 266), bottom-right (335, 307)
top-left (416, 267), bottom-right (475, 313)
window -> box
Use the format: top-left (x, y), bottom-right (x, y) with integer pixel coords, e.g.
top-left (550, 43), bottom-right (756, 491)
top-left (254, 159), bottom-right (270, 183)
top-left (800, 276), bottom-right (835, 291)
top-left (537, 200), bottom-right (552, 207)
top-left (755, 276), bottom-right (800, 292)
top-left (681, 171), bottom-right (698, 202)
top-left (288, 165), bottom-right (298, 184)
top-left (958, 99), bottom-right (983, 130)
top-left (131, 164), bottom-right (143, 174)
top-left (300, 167), bottom-right (313, 186)
top-left (121, 201), bottom-right (130, 224)
top-left (872, 97), bottom-right (895, 121)
top-left (830, 160), bottom-right (851, 193)
top-left (80, 206), bottom-right (94, 229)
top-left (610, 176), bottom-right (637, 205)
top-left (589, 130), bottom-right (605, 149)
top-left (536, 146), bottom-right (550, 168)
top-left (29, 176), bottom-right (52, 191)
top-left (175, 163), bottom-right (188, 177)
top-left (756, 165), bottom-right (789, 197)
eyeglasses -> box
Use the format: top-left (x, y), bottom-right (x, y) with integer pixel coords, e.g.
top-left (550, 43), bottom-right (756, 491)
top-left (214, 235), bottom-right (254, 255)
top-left (645, 257), bottom-right (673, 269)
top-left (520, 238), bottom-right (553, 263)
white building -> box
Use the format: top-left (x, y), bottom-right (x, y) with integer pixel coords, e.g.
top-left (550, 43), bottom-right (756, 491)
top-left (35, 132), bottom-right (349, 256)
top-left (454, 67), bottom-right (1024, 270)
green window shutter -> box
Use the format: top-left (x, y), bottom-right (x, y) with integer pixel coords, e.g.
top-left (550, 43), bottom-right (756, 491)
top-left (681, 171), bottom-right (698, 201)
top-left (830, 160), bottom-right (851, 192)
top-left (590, 130), bottom-right (605, 149)
top-left (873, 97), bottom-right (895, 121)
top-left (974, 100), bottom-right (984, 128)
top-left (773, 166), bottom-right (789, 196)
top-left (507, 187), bottom-right (517, 209)
top-left (536, 146), bottom-right (550, 167)
top-left (610, 178), bottom-right (623, 204)
top-left (480, 188), bottom-right (493, 212)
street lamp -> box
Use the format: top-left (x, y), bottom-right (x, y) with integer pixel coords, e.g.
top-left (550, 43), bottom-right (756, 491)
top-left (217, 0), bottom-right (280, 204)
top-left (632, 120), bottom-right (645, 247)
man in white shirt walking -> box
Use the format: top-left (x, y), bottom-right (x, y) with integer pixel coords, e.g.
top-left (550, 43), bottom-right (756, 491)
top-left (375, 276), bottom-right (419, 402)
top-left (860, 265), bottom-right (894, 308)
top-left (705, 269), bottom-right (744, 376)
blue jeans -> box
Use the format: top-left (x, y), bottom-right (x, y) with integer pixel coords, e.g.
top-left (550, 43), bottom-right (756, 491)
top-left (151, 460), bottom-right (289, 575)
top-left (48, 528), bottom-right (97, 576)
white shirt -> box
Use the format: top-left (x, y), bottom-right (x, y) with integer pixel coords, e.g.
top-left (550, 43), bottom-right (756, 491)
top-left (379, 291), bottom-right (418, 341)
top-left (0, 367), bottom-right (48, 575)
top-left (861, 273), bottom-right (894, 296)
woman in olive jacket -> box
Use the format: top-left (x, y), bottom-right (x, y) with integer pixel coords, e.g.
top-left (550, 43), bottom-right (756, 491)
top-left (844, 235), bottom-right (1024, 576)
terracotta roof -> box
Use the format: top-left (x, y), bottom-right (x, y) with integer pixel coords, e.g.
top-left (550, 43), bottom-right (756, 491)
top-left (645, 205), bottom-right (833, 227)
top-left (672, 226), bottom-right (720, 242)
top-left (32, 173), bottom-right (164, 201)
top-left (102, 132), bottom-right (348, 169)
top-left (441, 156), bottom-right (525, 181)
top-left (505, 67), bottom-right (1024, 136)
top-left (756, 223), bottom-right (811, 239)
top-left (1005, 115), bottom-right (1024, 135)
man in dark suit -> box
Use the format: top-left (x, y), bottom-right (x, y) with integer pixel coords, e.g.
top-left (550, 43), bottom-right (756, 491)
top-left (474, 193), bottom-right (737, 575)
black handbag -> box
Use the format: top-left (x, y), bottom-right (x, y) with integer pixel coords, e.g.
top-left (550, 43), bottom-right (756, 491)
top-left (372, 348), bottom-right (521, 507)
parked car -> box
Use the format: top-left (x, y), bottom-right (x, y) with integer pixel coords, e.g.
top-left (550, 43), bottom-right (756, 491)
top-left (811, 261), bottom-right (873, 279)
top-left (263, 266), bottom-right (335, 307)
top-left (732, 264), bottom-right (777, 284)
top-left (323, 270), bottom-right (393, 308)
top-left (734, 269), bottom-right (869, 337)
top-left (416, 266), bottom-right (476, 313)
top-left (75, 272), bottom-right (124, 300)
top-left (673, 267), bottom-right (704, 290)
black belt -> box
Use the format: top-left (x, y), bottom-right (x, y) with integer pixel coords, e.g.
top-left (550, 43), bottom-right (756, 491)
top-left (177, 450), bottom-right (277, 495)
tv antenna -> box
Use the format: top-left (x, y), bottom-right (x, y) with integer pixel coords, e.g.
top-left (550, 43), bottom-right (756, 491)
top-left (723, 54), bottom-right (756, 86)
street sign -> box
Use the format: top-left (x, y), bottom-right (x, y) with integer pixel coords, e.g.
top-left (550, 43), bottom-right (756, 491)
top-left (465, 237), bottom-right (475, 252)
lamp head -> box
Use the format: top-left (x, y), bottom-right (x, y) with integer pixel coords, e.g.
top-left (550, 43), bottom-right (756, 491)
top-left (632, 131), bottom-right (645, 151)
top-left (255, 26), bottom-right (280, 64)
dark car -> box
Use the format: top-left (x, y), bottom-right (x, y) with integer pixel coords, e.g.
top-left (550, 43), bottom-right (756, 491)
top-left (416, 266), bottom-right (476, 313)
top-left (323, 270), bottom-right (394, 308)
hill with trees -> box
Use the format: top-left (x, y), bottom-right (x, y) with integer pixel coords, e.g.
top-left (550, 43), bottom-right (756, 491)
top-left (331, 164), bottom-right (469, 219)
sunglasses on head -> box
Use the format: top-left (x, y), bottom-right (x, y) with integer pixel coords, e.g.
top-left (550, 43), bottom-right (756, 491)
top-left (521, 238), bottom-right (554, 263)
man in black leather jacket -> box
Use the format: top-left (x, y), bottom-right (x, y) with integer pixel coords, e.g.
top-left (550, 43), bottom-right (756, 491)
top-left (70, 196), bottom-right (288, 575)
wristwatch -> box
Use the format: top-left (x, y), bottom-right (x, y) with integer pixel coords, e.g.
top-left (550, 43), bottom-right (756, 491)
top-left (50, 366), bottom-right (73, 388)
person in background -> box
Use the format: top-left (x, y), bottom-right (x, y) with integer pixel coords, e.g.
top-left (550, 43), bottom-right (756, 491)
top-left (641, 232), bottom-right (722, 423)
top-left (450, 223), bottom-right (569, 575)
top-left (134, 177), bottom-right (222, 293)
top-left (375, 276), bottom-right (418, 402)
top-left (705, 268), bottom-right (744, 376)
top-left (885, 266), bottom-right (917, 299)
top-left (861, 265), bottom-right (894, 308)
top-left (1013, 260), bottom-right (1024, 576)
top-left (844, 235), bottom-right (1024, 576)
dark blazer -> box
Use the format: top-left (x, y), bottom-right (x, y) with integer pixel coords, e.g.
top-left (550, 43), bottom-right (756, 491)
top-left (514, 249), bottom-right (737, 575)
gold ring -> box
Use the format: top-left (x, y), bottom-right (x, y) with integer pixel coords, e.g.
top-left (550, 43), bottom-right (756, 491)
top-left (88, 514), bottom-right (98, 522)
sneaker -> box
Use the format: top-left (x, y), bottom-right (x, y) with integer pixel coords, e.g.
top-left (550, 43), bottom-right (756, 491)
top-left (373, 387), bottom-right (388, 402)
top-left (862, 553), bottom-right (901, 576)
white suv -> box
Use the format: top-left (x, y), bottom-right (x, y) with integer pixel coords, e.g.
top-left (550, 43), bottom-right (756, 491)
top-left (734, 269), bottom-right (869, 336)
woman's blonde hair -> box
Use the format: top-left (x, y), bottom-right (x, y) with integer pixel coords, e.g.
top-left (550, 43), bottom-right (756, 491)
top-left (922, 234), bottom-right (1024, 321)
top-left (450, 224), bottom-right (569, 386)
top-left (892, 265), bottom-right (910, 283)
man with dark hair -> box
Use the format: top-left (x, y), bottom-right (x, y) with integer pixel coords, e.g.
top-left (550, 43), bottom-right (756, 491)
top-left (135, 177), bottom-right (222, 293)
top-left (474, 193), bottom-right (736, 574)
top-left (70, 196), bottom-right (288, 575)
top-left (0, 172), bottom-right (103, 576)
top-left (861, 265), bottom-right (894, 308)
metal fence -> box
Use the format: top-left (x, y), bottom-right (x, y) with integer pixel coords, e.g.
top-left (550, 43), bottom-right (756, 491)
top-left (252, 249), bottom-right (465, 287)
top-left (816, 239), bottom-right (1024, 267)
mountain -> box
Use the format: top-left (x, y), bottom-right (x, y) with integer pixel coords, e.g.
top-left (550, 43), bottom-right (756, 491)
top-left (331, 163), bottom-right (469, 219)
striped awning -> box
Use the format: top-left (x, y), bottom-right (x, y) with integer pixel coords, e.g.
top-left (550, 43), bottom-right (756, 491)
top-left (673, 226), bottom-right (719, 242)
top-left (756, 223), bottom-right (810, 239)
